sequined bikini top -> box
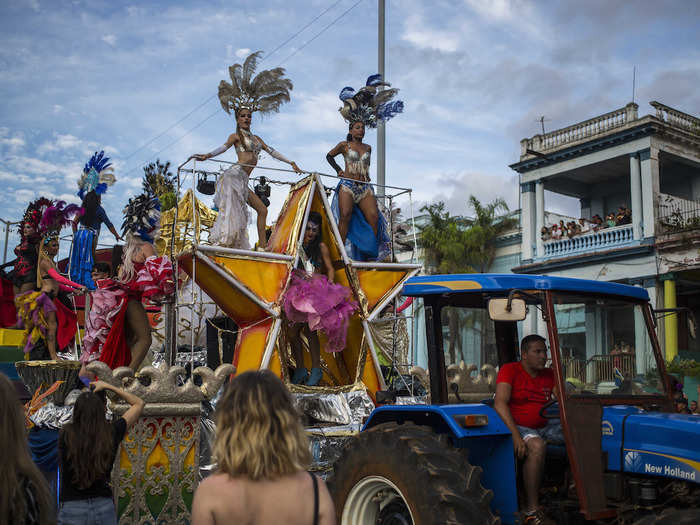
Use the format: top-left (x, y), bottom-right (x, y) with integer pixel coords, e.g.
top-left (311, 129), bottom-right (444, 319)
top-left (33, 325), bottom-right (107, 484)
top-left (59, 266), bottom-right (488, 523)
top-left (236, 130), bottom-right (263, 155)
top-left (344, 147), bottom-right (371, 177)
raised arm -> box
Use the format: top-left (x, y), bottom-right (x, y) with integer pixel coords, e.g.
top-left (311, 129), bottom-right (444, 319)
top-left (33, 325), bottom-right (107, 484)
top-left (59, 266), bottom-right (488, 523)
top-left (91, 380), bottom-right (145, 428)
top-left (189, 133), bottom-right (237, 162)
top-left (326, 142), bottom-right (346, 177)
top-left (258, 137), bottom-right (302, 174)
top-left (99, 207), bottom-right (122, 242)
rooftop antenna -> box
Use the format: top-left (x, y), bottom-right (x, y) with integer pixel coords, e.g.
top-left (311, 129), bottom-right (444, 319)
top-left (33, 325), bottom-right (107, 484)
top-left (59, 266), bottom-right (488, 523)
top-left (537, 116), bottom-right (550, 135)
top-left (632, 66), bottom-right (636, 104)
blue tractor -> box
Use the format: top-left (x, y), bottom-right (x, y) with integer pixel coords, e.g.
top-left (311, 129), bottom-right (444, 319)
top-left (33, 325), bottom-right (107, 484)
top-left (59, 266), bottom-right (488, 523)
top-left (330, 274), bottom-right (700, 524)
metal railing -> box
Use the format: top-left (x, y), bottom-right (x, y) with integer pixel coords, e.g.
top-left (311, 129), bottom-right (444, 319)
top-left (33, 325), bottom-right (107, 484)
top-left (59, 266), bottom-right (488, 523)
top-left (542, 224), bottom-right (635, 258)
top-left (657, 192), bottom-right (700, 234)
top-left (561, 354), bottom-right (636, 384)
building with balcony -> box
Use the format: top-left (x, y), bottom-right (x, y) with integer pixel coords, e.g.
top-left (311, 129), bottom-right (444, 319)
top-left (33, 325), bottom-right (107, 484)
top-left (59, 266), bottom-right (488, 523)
top-left (510, 101), bottom-right (700, 398)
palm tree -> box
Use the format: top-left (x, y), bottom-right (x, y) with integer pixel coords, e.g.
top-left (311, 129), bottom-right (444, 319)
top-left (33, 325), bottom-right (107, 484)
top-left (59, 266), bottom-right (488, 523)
top-left (461, 196), bottom-right (518, 273)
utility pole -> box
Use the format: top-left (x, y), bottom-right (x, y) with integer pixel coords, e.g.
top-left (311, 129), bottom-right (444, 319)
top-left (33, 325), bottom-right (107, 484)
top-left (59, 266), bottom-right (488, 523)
top-left (377, 0), bottom-right (386, 206)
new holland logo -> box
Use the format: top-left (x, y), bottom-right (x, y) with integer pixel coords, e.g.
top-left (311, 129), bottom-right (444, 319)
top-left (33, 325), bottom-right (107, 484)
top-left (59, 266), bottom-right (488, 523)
top-left (601, 420), bottom-right (613, 436)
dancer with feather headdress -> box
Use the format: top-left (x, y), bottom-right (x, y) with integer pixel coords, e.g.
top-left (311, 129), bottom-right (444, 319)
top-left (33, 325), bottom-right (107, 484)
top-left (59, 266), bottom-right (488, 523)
top-left (80, 193), bottom-right (174, 378)
top-left (9, 197), bottom-right (52, 295)
top-left (15, 200), bottom-right (85, 360)
top-left (188, 50), bottom-right (302, 250)
top-left (326, 74), bottom-right (404, 261)
top-left (70, 151), bottom-right (121, 289)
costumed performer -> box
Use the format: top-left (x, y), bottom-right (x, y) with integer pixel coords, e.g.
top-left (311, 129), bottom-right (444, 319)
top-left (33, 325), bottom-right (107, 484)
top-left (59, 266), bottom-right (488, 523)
top-left (15, 201), bottom-right (85, 360)
top-left (326, 74), bottom-right (404, 261)
top-left (10, 198), bottom-right (52, 296)
top-left (189, 50), bottom-right (302, 250)
top-left (80, 193), bottom-right (174, 378)
top-left (70, 151), bottom-right (120, 289)
top-left (283, 211), bottom-right (357, 386)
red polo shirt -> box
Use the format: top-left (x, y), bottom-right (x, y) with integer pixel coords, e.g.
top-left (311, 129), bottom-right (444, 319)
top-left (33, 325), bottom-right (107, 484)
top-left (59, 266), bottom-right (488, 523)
top-left (497, 362), bottom-right (554, 429)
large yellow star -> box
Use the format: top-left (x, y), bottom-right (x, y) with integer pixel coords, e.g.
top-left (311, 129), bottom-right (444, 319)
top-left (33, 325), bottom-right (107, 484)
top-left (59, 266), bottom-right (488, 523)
top-left (178, 174), bottom-right (420, 397)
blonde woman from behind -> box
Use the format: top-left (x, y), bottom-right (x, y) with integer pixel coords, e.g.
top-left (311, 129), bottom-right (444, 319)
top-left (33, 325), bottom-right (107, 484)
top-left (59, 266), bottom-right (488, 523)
top-left (192, 370), bottom-right (335, 525)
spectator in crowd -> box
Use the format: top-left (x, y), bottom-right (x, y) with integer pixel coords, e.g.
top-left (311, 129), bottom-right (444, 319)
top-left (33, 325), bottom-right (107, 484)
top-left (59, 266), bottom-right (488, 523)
top-left (690, 400), bottom-right (698, 414)
top-left (58, 380), bottom-right (144, 525)
top-left (591, 214), bottom-right (604, 231)
top-left (675, 395), bottom-right (692, 414)
top-left (0, 372), bottom-right (55, 525)
top-left (540, 226), bottom-right (550, 242)
top-left (578, 218), bottom-right (591, 235)
top-left (615, 205), bottom-right (632, 226)
top-left (605, 213), bottom-right (616, 228)
top-left (550, 224), bottom-right (561, 240)
top-left (558, 220), bottom-right (568, 238)
top-left (192, 370), bottom-right (335, 525)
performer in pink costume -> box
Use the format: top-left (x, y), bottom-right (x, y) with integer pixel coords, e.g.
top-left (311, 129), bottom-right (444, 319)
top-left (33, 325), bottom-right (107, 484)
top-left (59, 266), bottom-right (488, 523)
top-left (80, 193), bottom-right (174, 378)
top-left (283, 212), bottom-right (356, 386)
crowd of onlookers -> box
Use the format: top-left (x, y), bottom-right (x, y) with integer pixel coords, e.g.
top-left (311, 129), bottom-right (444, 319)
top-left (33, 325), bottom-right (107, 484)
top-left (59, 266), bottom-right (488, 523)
top-left (1, 370), bottom-right (335, 525)
top-left (541, 205), bottom-right (632, 241)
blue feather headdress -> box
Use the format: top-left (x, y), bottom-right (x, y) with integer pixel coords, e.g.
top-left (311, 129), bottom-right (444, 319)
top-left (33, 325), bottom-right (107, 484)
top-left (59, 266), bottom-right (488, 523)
top-left (339, 74), bottom-right (404, 128)
top-left (78, 150), bottom-right (116, 199)
top-left (121, 193), bottom-right (161, 243)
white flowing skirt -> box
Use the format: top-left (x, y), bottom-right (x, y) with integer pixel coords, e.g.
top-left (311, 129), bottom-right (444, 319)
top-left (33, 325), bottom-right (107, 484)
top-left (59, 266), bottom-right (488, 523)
top-left (210, 165), bottom-right (250, 249)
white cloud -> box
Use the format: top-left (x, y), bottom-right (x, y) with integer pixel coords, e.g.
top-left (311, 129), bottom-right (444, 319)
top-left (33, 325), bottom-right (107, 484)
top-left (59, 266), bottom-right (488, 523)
top-left (401, 14), bottom-right (460, 52)
top-left (101, 34), bottom-right (117, 47)
top-left (235, 48), bottom-right (251, 59)
top-left (0, 134), bottom-right (26, 152)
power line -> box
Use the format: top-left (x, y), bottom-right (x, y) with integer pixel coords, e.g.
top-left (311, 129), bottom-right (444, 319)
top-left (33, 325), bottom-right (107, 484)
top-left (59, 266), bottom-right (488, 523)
top-left (122, 0), bottom-right (354, 176)
top-left (278, 0), bottom-right (364, 65)
top-left (123, 0), bottom-right (364, 175)
top-left (265, 0), bottom-right (345, 61)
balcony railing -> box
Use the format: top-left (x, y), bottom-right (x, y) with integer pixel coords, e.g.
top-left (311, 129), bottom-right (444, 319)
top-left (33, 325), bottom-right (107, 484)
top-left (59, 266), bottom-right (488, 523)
top-left (561, 354), bottom-right (636, 385)
top-left (657, 192), bottom-right (700, 234)
top-left (541, 224), bottom-right (635, 259)
top-left (650, 101), bottom-right (700, 135)
top-left (520, 103), bottom-right (638, 156)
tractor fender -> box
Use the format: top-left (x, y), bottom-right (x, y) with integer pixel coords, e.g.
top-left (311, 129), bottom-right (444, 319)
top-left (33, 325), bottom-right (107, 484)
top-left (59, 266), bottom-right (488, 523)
top-left (362, 404), bottom-right (519, 523)
top-left (364, 403), bottom-right (512, 441)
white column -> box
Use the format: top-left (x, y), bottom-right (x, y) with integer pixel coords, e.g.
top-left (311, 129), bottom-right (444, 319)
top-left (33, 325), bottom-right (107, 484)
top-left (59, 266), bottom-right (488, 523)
top-left (535, 180), bottom-right (545, 257)
top-left (629, 153), bottom-right (643, 240)
top-left (640, 148), bottom-right (659, 239)
top-left (521, 183), bottom-right (536, 260)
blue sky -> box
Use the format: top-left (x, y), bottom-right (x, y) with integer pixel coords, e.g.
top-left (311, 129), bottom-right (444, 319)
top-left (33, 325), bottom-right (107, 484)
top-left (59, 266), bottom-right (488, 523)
top-left (1, 0), bottom-right (699, 259)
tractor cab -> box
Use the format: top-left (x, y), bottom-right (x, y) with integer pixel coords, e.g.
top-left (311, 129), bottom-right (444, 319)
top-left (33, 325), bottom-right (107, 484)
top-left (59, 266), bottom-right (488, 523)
top-left (331, 274), bottom-right (699, 524)
top-left (402, 274), bottom-right (676, 521)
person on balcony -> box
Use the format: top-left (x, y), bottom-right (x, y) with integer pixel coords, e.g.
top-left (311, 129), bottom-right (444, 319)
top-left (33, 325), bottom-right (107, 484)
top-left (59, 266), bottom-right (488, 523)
top-left (494, 334), bottom-right (561, 525)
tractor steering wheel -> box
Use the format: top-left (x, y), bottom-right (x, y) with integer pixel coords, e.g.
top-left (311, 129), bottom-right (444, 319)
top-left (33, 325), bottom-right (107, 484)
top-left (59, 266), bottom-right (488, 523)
top-left (539, 399), bottom-right (560, 420)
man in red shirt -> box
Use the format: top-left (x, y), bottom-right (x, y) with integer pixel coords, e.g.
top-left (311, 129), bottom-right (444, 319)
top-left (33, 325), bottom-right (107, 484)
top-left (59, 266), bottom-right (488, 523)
top-left (494, 334), bottom-right (560, 525)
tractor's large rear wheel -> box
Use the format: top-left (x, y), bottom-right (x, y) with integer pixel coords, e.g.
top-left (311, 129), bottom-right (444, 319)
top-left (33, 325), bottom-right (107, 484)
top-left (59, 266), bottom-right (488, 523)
top-left (329, 422), bottom-right (500, 525)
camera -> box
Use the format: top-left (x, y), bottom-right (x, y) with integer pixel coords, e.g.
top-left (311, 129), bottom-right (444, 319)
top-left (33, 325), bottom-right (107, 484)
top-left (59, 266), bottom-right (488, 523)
top-left (254, 176), bottom-right (271, 207)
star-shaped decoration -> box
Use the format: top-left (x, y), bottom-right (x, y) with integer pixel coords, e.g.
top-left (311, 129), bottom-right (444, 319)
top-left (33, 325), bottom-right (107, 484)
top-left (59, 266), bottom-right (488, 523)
top-left (178, 174), bottom-right (420, 397)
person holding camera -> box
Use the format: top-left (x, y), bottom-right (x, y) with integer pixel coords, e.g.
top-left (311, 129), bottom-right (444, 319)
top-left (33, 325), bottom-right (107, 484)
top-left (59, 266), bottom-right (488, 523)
top-left (57, 380), bottom-right (144, 525)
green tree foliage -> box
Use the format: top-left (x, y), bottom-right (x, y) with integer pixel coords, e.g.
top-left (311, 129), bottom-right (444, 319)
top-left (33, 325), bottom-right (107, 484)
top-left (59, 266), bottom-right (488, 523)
top-left (142, 159), bottom-right (177, 211)
top-left (419, 196), bottom-right (518, 275)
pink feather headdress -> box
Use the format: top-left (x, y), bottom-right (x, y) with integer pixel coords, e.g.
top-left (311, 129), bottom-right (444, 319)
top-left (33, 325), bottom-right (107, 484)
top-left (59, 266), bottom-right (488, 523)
top-left (38, 200), bottom-right (83, 241)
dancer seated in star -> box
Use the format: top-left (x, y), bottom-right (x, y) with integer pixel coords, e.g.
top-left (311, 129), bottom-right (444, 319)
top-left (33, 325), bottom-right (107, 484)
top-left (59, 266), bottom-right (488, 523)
top-left (189, 51), bottom-right (302, 250)
top-left (71, 151), bottom-right (120, 289)
top-left (80, 194), bottom-right (174, 379)
top-left (15, 201), bottom-right (85, 360)
top-left (283, 212), bottom-right (357, 386)
top-left (326, 74), bottom-right (403, 262)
